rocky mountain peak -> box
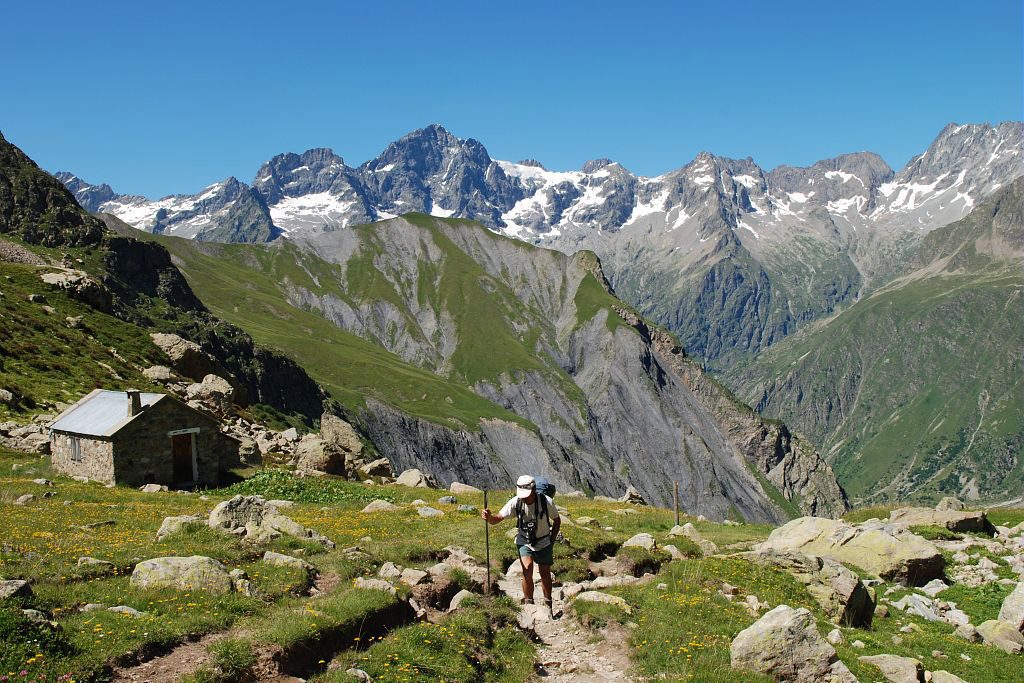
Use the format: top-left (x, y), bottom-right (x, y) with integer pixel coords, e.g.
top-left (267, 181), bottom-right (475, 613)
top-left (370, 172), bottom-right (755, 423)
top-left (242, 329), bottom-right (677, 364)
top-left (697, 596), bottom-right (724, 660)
top-left (516, 158), bottom-right (546, 169)
top-left (581, 158), bottom-right (615, 173)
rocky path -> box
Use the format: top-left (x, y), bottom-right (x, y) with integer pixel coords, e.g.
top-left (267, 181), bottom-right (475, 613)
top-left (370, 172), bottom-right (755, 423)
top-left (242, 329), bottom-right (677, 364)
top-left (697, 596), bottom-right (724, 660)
top-left (111, 631), bottom-right (230, 683)
top-left (498, 563), bottom-right (635, 682)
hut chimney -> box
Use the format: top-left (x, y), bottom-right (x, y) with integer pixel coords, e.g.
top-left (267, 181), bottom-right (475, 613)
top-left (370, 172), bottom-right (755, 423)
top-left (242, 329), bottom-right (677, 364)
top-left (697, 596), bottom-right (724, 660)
top-left (127, 390), bottom-right (142, 417)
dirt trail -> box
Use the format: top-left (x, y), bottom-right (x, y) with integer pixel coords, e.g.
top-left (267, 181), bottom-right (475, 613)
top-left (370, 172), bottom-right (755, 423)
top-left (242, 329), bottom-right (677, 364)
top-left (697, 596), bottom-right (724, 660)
top-left (111, 631), bottom-right (230, 683)
top-left (498, 565), bottom-right (634, 682)
top-left (110, 573), bottom-right (342, 683)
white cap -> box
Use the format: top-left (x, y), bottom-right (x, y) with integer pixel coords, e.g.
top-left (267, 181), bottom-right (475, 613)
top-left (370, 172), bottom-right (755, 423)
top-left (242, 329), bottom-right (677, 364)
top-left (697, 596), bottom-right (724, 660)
top-left (516, 474), bottom-right (536, 499)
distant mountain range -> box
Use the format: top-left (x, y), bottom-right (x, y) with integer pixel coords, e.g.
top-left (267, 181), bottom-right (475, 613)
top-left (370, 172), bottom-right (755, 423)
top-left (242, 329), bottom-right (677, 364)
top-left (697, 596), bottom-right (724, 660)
top-left (726, 178), bottom-right (1024, 506)
top-left (1, 130), bottom-right (849, 521)
top-left (50, 122), bottom-right (1024, 505)
top-left (57, 122), bottom-right (1023, 370)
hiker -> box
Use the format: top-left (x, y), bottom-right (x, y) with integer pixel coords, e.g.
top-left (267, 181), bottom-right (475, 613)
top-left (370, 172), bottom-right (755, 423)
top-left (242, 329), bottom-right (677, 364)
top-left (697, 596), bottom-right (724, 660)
top-left (481, 475), bottom-right (560, 611)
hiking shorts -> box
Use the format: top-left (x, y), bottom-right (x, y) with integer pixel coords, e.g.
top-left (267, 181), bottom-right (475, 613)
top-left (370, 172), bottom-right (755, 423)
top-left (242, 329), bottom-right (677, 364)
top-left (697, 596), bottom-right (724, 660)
top-left (517, 542), bottom-right (554, 566)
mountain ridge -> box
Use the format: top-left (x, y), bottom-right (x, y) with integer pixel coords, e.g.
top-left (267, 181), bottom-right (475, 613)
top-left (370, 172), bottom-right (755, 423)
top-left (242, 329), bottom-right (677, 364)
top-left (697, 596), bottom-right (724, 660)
top-left (55, 121), bottom-right (1023, 370)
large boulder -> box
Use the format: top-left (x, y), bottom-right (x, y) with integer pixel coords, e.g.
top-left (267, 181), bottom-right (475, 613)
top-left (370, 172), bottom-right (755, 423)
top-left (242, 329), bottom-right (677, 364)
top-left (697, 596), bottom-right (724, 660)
top-left (358, 458), bottom-right (393, 478)
top-left (998, 582), bottom-right (1024, 632)
top-left (150, 333), bottom-right (218, 382)
top-left (396, 468), bottom-right (436, 489)
top-left (730, 605), bottom-right (857, 682)
top-left (130, 556), bottom-right (232, 593)
top-left (857, 654), bottom-right (924, 683)
top-left (39, 270), bottom-right (113, 312)
top-left (294, 435), bottom-right (345, 476)
top-left (742, 549), bottom-right (875, 627)
top-left (208, 495), bottom-right (334, 548)
top-left (977, 619), bottom-right (1024, 654)
top-left (888, 507), bottom-right (994, 535)
top-left (757, 517), bottom-right (944, 585)
top-left (185, 374), bottom-right (235, 416)
top-left (320, 413), bottom-right (364, 458)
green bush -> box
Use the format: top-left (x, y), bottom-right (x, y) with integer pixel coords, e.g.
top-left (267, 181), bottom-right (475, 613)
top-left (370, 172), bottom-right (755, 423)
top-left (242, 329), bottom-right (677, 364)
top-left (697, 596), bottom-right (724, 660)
top-left (215, 469), bottom-right (394, 505)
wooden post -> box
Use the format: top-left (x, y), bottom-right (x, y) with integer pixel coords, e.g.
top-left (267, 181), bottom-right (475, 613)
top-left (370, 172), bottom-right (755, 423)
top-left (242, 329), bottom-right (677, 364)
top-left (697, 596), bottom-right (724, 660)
top-left (483, 489), bottom-right (491, 595)
top-left (673, 481), bottom-right (680, 526)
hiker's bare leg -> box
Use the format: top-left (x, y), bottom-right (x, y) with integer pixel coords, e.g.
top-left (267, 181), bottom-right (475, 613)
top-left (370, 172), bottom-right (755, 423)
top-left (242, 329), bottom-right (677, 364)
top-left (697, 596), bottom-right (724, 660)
top-left (520, 555), bottom-right (535, 602)
top-left (538, 563), bottom-right (553, 604)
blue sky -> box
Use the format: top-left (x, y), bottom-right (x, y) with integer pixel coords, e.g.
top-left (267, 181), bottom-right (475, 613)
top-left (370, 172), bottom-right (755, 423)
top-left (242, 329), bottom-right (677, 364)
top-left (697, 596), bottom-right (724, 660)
top-left (2, 0), bottom-right (1021, 197)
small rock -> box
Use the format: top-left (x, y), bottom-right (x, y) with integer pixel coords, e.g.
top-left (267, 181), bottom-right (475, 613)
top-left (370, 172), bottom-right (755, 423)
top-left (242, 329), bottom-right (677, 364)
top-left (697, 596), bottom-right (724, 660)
top-left (77, 557), bottom-right (115, 572)
top-left (858, 654), bottom-right (924, 683)
top-left (931, 671), bottom-right (968, 683)
top-left (32, 478), bottom-right (54, 486)
top-left (919, 579), bottom-right (948, 597)
top-left (826, 628), bottom-right (843, 645)
top-left (378, 562), bottom-right (403, 580)
top-left (14, 494), bottom-right (35, 505)
top-left (396, 468), bottom-right (436, 488)
top-left (417, 506), bottom-right (444, 518)
top-left (953, 623), bottom-right (981, 642)
top-left (22, 609), bottom-right (49, 624)
top-left (457, 504), bottom-right (477, 512)
top-left (262, 550), bottom-right (315, 575)
top-left (108, 605), bottom-right (146, 617)
top-left (81, 603), bottom-right (105, 612)
top-left (400, 568), bottom-right (429, 586)
top-left (852, 640), bottom-right (866, 649)
top-left (353, 576), bottom-right (397, 594)
top-left (0, 580), bottom-right (32, 600)
top-left (449, 482), bottom-right (482, 494)
top-left (346, 668), bottom-right (372, 683)
top-left (438, 495), bottom-right (457, 505)
top-left (448, 589), bottom-right (476, 611)
top-left (621, 532), bottom-right (656, 551)
top-left (575, 591), bottom-right (632, 613)
top-left (139, 484), bottom-right (168, 493)
top-left (618, 485), bottom-right (647, 505)
top-left (361, 499), bottom-right (399, 513)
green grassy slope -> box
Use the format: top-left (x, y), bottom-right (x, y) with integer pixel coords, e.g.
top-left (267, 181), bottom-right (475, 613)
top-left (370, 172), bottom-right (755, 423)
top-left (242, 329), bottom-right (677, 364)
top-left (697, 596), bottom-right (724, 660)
top-left (148, 231), bottom-right (535, 432)
top-left (0, 262), bottom-right (168, 419)
top-left (726, 180), bottom-right (1024, 503)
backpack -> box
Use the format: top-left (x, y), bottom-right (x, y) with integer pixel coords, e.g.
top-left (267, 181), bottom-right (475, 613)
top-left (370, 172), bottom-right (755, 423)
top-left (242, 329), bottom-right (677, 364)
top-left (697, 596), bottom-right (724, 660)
top-left (534, 476), bottom-right (556, 499)
top-left (515, 476), bottom-right (555, 546)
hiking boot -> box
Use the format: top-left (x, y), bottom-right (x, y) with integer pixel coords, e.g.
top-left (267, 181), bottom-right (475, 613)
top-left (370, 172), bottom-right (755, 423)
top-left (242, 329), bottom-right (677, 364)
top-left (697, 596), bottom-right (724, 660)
top-left (521, 597), bottom-right (533, 606)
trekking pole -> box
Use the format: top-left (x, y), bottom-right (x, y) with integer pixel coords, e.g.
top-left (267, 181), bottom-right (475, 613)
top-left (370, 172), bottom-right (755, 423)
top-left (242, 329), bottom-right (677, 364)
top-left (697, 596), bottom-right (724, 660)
top-left (674, 480), bottom-right (680, 526)
top-left (483, 489), bottom-right (491, 595)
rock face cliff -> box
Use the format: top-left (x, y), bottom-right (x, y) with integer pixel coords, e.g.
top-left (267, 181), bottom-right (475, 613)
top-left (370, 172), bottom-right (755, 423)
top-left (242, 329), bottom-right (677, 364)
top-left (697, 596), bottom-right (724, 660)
top-left (263, 213), bottom-right (848, 521)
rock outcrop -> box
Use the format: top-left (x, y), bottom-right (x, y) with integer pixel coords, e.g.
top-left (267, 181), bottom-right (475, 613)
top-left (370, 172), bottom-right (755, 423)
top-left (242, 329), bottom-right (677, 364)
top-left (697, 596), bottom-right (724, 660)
top-left (857, 654), bottom-right (924, 683)
top-left (130, 556), bottom-right (233, 593)
top-left (888, 507), bottom-right (994, 535)
top-left (208, 495), bottom-right (334, 548)
top-left (757, 517), bottom-right (944, 585)
top-left (999, 582), bottom-right (1024, 632)
top-left (742, 549), bottom-right (875, 626)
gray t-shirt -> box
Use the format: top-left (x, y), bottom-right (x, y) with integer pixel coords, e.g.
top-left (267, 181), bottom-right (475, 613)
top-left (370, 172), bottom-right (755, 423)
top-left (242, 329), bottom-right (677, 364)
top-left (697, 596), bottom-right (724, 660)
top-left (500, 494), bottom-right (559, 550)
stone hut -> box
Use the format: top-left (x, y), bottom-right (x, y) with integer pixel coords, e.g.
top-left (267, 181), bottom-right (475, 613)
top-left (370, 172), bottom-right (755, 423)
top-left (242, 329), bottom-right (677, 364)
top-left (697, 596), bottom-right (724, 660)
top-left (48, 389), bottom-right (238, 487)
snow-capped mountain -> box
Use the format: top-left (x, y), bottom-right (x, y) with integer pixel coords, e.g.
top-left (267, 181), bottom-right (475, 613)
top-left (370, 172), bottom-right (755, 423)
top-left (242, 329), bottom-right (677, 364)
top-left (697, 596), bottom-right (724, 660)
top-left (57, 121), bottom-right (1023, 365)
